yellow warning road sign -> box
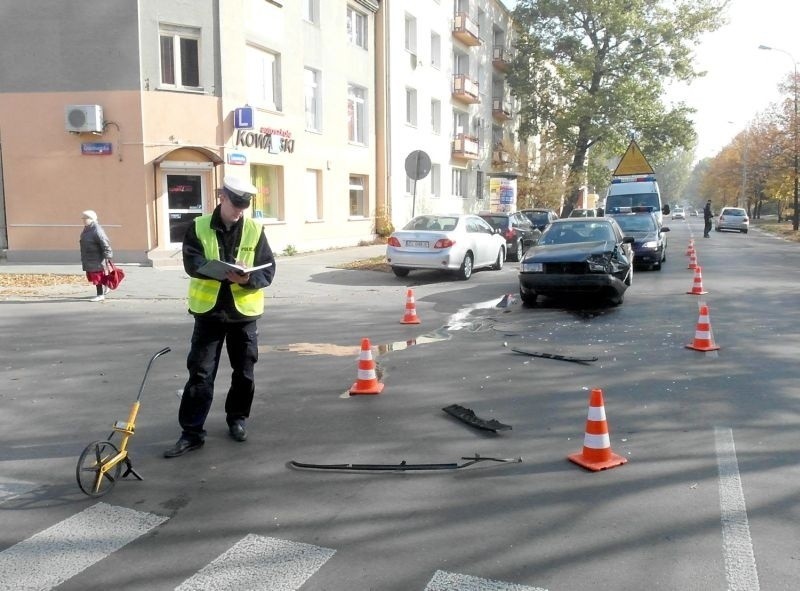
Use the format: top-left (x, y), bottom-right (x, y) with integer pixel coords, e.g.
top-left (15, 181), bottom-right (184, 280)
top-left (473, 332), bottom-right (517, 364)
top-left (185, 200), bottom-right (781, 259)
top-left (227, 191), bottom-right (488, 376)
top-left (613, 140), bottom-right (654, 176)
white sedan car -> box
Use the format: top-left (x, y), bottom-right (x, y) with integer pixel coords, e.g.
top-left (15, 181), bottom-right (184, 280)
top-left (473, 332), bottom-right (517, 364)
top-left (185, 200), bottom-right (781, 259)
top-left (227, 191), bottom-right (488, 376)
top-left (386, 214), bottom-right (507, 280)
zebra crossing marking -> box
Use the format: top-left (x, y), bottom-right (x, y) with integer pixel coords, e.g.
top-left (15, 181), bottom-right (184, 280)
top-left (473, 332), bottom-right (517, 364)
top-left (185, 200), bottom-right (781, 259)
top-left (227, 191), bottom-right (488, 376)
top-left (175, 534), bottom-right (335, 591)
top-left (0, 501), bottom-right (168, 591)
top-left (424, 569), bottom-right (548, 591)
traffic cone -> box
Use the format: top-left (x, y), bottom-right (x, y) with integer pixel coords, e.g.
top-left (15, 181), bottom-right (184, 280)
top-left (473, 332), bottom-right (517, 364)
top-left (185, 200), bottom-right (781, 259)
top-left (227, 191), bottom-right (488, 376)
top-left (349, 338), bottom-right (384, 395)
top-left (685, 239), bottom-right (695, 256)
top-left (686, 304), bottom-right (720, 351)
top-left (686, 265), bottom-right (708, 295)
top-left (568, 388), bottom-right (627, 471)
top-left (400, 288), bottom-right (421, 324)
top-left (688, 250), bottom-right (698, 270)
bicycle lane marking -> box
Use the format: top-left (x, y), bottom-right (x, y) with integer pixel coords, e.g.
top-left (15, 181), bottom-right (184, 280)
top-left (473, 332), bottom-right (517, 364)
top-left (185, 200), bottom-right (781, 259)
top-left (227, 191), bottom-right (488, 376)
top-left (715, 426), bottom-right (760, 591)
top-left (0, 502), bottom-right (167, 591)
top-left (174, 534), bottom-right (335, 591)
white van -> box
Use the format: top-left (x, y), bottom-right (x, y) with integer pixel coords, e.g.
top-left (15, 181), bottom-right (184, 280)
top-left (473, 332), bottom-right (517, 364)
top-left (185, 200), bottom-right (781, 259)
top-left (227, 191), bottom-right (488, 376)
top-left (604, 175), bottom-right (670, 225)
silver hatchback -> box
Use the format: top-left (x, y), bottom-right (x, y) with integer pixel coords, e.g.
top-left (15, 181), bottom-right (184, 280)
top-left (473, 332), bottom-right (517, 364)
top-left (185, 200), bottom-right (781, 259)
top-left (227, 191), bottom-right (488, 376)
top-left (715, 207), bottom-right (749, 234)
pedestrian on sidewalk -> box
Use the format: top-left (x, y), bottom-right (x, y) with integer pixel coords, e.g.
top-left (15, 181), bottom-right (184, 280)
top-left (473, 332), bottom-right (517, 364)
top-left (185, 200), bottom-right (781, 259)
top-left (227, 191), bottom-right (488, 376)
top-left (703, 200), bottom-right (713, 238)
top-left (164, 176), bottom-right (276, 458)
top-left (79, 210), bottom-right (113, 302)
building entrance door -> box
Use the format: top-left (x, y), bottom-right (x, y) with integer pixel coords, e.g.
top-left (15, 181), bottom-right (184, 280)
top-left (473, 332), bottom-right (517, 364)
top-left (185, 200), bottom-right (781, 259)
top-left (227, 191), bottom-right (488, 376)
top-left (165, 172), bottom-right (205, 245)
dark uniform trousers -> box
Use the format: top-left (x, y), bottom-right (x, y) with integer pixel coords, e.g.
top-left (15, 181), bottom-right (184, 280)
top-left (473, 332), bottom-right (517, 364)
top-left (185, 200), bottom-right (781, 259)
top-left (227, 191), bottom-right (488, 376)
top-left (178, 317), bottom-right (259, 441)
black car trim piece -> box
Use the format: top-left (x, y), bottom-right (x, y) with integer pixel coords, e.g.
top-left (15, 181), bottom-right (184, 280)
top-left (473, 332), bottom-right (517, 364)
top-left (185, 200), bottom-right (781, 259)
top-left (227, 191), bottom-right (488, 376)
top-left (288, 454), bottom-right (522, 472)
top-left (510, 348), bottom-right (598, 364)
top-left (442, 404), bottom-right (512, 432)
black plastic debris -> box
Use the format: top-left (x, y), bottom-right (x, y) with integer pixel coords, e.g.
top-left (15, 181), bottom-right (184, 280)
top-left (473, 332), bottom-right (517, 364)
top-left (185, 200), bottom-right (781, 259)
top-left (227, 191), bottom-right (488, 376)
top-left (510, 347), bottom-right (598, 365)
top-left (288, 454), bottom-right (521, 472)
top-left (442, 404), bottom-right (512, 432)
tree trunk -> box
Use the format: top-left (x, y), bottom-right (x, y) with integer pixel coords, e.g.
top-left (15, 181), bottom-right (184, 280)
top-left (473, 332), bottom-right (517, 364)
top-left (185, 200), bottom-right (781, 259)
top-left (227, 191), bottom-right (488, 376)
top-left (561, 134), bottom-right (590, 218)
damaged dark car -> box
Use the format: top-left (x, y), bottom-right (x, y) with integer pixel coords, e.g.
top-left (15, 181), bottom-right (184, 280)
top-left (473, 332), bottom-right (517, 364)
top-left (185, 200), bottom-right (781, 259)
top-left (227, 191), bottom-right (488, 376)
top-left (518, 218), bottom-right (634, 306)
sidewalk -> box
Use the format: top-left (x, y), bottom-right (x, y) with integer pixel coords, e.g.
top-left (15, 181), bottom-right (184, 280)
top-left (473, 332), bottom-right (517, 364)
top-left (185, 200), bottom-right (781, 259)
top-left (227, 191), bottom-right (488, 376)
top-left (0, 244), bottom-right (388, 302)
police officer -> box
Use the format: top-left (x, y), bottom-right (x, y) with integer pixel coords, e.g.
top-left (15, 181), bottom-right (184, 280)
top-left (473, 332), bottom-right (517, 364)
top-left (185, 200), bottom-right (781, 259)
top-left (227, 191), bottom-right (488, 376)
top-left (165, 176), bottom-right (276, 458)
top-left (703, 200), bottom-right (713, 238)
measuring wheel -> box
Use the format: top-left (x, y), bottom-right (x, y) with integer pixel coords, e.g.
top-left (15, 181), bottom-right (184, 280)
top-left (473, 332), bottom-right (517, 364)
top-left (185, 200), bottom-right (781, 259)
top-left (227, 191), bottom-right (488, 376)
top-left (76, 440), bottom-right (122, 497)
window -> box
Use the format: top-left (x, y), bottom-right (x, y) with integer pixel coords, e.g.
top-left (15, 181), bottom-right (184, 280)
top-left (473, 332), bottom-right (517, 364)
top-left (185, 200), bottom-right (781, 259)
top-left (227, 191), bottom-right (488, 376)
top-left (159, 25), bottom-right (201, 90)
top-left (305, 169), bottom-right (322, 221)
top-left (406, 87), bottom-right (417, 126)
top-left (451, 169), bottom-right (466, 198)
top-left (430, 164), bottom-right (441, 197)
top-left (347, 7), bottom-right (368, 49)
top-left (349, 175), bottom-right (368, 217)
top-left (303, 0), bottom-right (318, 24)
top-left (246, 45), bottom-right (281, 111)
top-left (453, 110), bottom-right (469, 136)
top-left (304, 67), bottom-right (321, 131)
top-left (453, 50), bottom-right (469, 75)
top-left (431, 32), bottom-right (441, 69)
top-left (250, 164), bottom-right (284, 220)
top-left (431, 99), bottom-right (441, 134)
top-left (348, 84), bottom-right (367, 144)
top-left (405, 14), bottom-right (417, 53)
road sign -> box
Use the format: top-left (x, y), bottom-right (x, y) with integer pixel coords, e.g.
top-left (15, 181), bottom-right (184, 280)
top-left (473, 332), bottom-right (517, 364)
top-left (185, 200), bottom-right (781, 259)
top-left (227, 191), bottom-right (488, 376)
top-left (613, 140), bottom-right (654, 176)
top-left (404, 150), bottom-right (431, 180)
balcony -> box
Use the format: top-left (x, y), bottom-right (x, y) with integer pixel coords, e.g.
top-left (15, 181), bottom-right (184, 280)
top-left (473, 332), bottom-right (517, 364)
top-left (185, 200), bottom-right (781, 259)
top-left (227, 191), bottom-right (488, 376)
top-left (452, 12), bottom-right (481, 46)
top-left (492, 149), bottom-right (512, 166)
top-left (452, 74), bottom-right (480, 104)
top-left (492, 46), bottom-right (513, 71)
top-left (452, 134), bottom-right (480, 160)
top-left (492, 97), bottom-right (512, 121)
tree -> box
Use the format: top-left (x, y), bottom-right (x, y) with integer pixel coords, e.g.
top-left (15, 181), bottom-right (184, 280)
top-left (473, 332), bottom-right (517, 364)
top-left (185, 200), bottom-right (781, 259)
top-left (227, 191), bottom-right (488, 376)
top-left (508, 0), bottom-right (728, 215)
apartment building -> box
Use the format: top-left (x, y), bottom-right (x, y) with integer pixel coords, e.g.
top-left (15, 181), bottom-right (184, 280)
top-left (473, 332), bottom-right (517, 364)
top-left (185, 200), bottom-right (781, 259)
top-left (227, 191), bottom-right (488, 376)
top-left (377, 0), bottom-right (521, 231)
top-left (0, 0), bottom-right (379, 264)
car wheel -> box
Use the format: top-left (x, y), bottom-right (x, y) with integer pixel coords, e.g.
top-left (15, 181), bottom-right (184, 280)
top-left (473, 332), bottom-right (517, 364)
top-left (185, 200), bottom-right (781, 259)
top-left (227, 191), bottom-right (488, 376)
top-left (742, 229), bottom-right (748, 234)
top-left (716, 227), bottom-right (721, 232)
top-left (610, 292), bottom-right (625, 306)
top-left (653, 261), bottom-right (662, 271)
top-left (457, 253), bottom-right (474, 280)
top-left (492, 248), bottom-right (504, 270)
top-left (512, 238), bottom-right (523, 262)
top-left (520, 287), bottom-right (537, 306)
top-left (392, 267), bottom-right (410, 278)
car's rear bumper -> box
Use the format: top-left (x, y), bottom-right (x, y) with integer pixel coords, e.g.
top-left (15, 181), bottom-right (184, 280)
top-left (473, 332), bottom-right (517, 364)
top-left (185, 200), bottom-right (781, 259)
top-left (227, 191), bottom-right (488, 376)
top-left (386, 248), bottom-right (459, 270)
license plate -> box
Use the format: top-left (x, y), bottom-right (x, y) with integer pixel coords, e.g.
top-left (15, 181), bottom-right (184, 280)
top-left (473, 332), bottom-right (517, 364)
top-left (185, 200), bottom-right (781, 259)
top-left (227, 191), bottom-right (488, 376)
top-left (405, 240), bottom-right (429, 247)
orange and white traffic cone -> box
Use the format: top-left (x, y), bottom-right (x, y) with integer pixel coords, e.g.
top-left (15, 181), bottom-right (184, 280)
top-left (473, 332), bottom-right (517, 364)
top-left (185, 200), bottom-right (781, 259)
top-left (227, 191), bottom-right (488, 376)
top-left (686, 304), bottom-right (720, 351)
top-left (568, 388), bottom-right (627, 471)
top-left (349, 338), bottom-right (384, 395)
top-left (686, 265), bottom-right (708, 295)
top-left (685, 239), bottom-right (695, 256)
top-left (400, 288), bottom-right (421, 324)
top-left (688, 250), bottom-right (698, 270)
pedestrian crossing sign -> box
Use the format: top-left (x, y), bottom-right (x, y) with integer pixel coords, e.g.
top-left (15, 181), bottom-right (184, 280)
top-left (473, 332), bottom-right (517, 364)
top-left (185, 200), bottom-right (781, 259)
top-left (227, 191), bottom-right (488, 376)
top-left (613, 140), bottom-right (655, 176)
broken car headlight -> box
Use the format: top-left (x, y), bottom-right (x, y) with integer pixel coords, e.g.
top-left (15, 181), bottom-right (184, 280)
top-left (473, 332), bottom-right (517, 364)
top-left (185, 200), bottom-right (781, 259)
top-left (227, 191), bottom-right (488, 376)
top-left (521, 261), bottom-right (543, 272)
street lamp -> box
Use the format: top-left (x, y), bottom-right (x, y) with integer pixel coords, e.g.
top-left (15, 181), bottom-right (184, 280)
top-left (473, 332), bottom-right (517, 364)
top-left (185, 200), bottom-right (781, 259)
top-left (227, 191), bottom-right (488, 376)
top-left (759, 44), bottom-right (799, 231)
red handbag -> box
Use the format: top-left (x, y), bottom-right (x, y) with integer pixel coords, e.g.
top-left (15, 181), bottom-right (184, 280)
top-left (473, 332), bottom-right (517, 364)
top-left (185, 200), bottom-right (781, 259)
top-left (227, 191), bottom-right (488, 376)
top-left (102, 261), bottom-right (125, 290)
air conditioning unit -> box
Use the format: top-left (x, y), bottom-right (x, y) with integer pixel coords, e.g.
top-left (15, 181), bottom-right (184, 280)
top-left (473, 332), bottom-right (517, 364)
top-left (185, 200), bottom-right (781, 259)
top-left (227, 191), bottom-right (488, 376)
top-left (65, 105), bottom-right (104, 133)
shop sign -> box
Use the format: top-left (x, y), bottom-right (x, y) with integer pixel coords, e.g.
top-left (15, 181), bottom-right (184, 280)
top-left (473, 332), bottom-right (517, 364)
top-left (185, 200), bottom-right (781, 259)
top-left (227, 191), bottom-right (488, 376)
top-left (81, 142), bottom-right (112, 155)
top-left (235, 127), bottom-right (295, 154)
top-left (234, 107), bottom-right (254, 129)
top-left (227, 152), bottom-right (247, 165)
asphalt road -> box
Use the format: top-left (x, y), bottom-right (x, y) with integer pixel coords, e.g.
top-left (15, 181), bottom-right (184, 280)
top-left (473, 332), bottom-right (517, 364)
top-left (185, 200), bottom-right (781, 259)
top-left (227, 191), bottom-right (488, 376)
top-left (1, 225), bottom-right (799, 590)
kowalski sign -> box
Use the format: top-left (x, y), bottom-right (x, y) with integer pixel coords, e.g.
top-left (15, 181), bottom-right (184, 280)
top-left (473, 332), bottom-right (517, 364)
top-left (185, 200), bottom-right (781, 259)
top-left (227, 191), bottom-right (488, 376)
top-left (613, 139), bottom-right (654, 176)
top-left (235, 128), bottom-right (296, 154)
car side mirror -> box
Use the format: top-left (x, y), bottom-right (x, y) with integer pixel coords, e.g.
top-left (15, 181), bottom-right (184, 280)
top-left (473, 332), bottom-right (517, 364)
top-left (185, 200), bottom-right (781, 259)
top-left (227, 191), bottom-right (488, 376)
top-left (661, 226), bottom-right (671, 232)
top-left (622, 236), bottom-right (635, 244)
top-left (662, 204), bottom-right (671, 214)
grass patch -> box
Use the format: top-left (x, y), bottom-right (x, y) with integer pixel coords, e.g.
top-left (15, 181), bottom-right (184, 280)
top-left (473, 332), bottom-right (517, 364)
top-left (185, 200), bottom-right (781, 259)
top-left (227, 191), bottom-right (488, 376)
top-left (752, 219), bottom-right (800, 242)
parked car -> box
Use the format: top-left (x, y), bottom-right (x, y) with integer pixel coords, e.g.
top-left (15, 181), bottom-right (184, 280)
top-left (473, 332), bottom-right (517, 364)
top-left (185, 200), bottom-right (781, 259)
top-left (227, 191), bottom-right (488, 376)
top-left (568, 208), bottom-right (597, 218)
top-left (478, 211), bottom-right (541, 261)
top-left (689, 208), bottom-right (699, 217)
top-left (518, 218), bottom-right (635, 306)
top-left (671, 206), bottom-right (685, 220)
top-left (386, 214), bottom-right (506, 280)
top-left (609, 211), bottom-right (670, 270)
top-left (716, 207), bottom-right (749, 233)
top-left (520, 208), bottom-right (560, 232)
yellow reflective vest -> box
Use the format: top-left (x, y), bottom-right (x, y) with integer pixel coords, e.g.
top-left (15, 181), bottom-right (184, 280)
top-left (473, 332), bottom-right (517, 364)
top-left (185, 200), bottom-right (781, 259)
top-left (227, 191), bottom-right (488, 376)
top-left (187, 216), bottom-right (265, 316)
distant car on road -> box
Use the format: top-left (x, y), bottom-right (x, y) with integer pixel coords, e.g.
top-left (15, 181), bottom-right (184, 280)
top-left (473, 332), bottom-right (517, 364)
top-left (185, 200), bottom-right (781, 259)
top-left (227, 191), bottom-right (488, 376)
top-left (386, 214), bottom-right (507, 280)
top-left (568, 208), bottom-right (598, 218)
top-left (689, 208), bottom-right (699, 217)
top-left (478, 211), bottom-right (541, 261)
top-left (671, 206), bottom-right (685, 220)
top-left (518, 218), bottom-right (635, 306)
top-left (716, 207), bottom-right (749, 233)
top-left (610, 210), bottom-right (670, 271)
top-left (520, 208), bottom-right (560, 232)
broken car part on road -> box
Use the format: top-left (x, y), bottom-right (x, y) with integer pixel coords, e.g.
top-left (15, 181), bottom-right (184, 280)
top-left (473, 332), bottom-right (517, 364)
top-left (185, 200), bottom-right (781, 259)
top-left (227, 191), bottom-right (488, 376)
top-left (442, 404), bottom-right (512, 433)
top-left (288, 454), bottom-right (522, 472)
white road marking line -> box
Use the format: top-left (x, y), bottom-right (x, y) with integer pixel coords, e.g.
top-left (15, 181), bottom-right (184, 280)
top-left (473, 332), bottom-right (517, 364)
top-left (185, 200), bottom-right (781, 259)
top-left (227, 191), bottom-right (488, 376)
top-left (715, 426), bottom-right (760, 591)
top-left (0, 502), bottom-right (168, 591)
top-left (424, 570), bottom-right (548, 591)
top-left (0, 480), bottom-right (38, 503)
top-left (174, 534), bottom-right (335, 591)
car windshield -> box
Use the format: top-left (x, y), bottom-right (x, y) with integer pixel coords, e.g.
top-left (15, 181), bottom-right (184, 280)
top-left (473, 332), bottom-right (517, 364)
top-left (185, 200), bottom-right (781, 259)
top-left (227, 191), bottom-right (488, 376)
top-left (606, 193), bottom-right (659, 213)
top-left (480, 215), bottom-right (509, 230)
top-left (403, 215), bottom-right (460, 231)
top-left (615, 216), bottom-right (655, 232)
top-left (539, 222), bottom-right (614, 245)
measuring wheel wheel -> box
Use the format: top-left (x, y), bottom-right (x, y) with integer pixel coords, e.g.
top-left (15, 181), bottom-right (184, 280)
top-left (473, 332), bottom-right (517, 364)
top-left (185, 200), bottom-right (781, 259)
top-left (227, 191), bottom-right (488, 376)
top-left (76, 440), bottom-right (122, 497)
